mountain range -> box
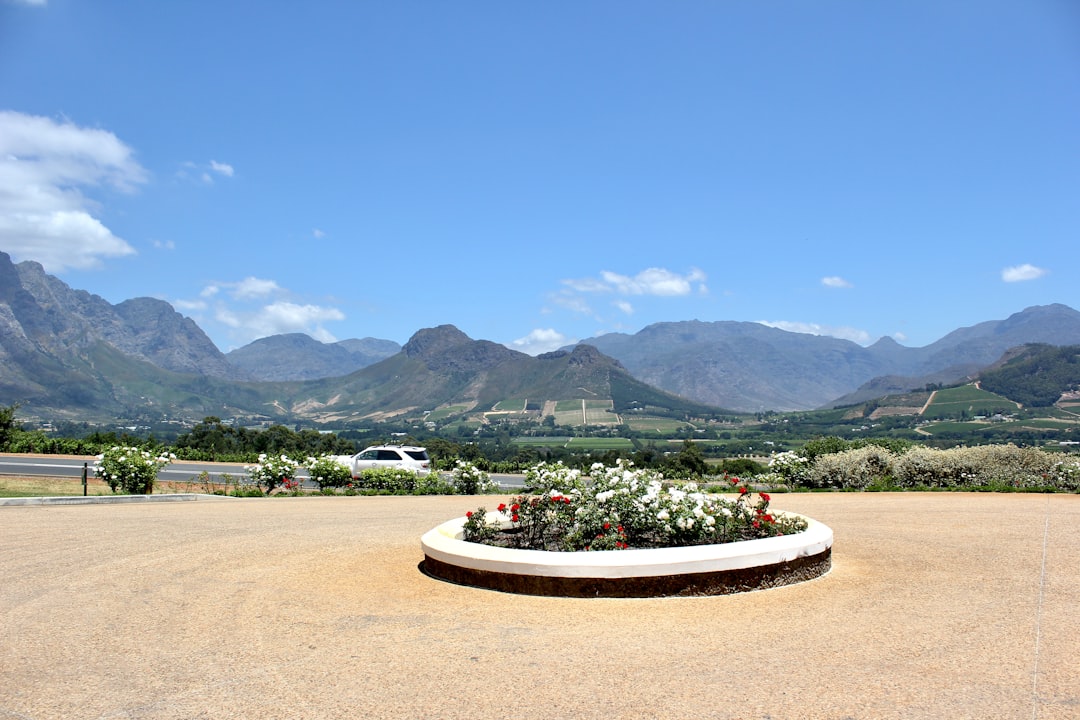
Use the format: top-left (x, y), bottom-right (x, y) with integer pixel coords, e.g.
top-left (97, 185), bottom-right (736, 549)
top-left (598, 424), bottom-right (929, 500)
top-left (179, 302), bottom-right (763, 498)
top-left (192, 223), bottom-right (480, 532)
top-left (3, 250), bottom-right (1080, 421)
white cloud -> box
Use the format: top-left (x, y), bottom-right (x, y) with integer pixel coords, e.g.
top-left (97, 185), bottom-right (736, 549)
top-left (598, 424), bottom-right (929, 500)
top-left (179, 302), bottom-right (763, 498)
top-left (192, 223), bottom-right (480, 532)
top-left (172, 299), bottom-right (207, 312)
top-left (564, 267), bottom-right (707, 297)
top-left (230, 277), bottom-right (282, 299)
top-left (210, 299), bottom-right (344, 346)
top-left (0, 110), bottom-right (147, 271)
top-left (509, 328), bottom-right (575, 356)
top-left (177, 159), bottom-right (234, 184)
top-left (209, 160), bottom-right (234, 177)
top-left (614, 300), bottom-right (634, 315)
top-left (757, 320), bottom-right (872, 345)
top-left (821, 276), bottom-right (853, 289)
top-left (312, 228), bottom-right (326, 239)
top-left (1001, 264), bottom-right (1047, 282)
top-left (152, 239), bottom-right (175, 250)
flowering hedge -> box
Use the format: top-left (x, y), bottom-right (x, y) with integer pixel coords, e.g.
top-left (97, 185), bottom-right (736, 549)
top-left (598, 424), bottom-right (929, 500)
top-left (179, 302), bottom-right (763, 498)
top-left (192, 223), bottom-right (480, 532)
top-left (244, 453), bottom-right (299, 494)
top-left (305, 454), bottom-right (353, 489)
top-left (450, 460), bottom-right (500, 495)
top-left (764, 443), bottom-right (1080, 492)
top-left (462, 460), bottom-right (806, 552)
top-left (94, 445), bottom-right (175, 494)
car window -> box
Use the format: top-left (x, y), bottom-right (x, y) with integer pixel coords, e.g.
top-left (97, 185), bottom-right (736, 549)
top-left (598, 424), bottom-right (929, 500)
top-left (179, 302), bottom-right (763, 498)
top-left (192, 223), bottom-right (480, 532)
top-left (405, 450), bottom-right (429, 461)
top-left (358, 450), bottom-right (378, 460)
top-left (376, 449), bottom-right (402, 461)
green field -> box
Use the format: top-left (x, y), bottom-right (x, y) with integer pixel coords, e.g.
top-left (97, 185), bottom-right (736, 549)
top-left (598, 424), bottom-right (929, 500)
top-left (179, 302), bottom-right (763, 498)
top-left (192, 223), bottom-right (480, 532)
top-left (565, 437), bottom-right (634, 450)
top-left (625, 417), bottom-right (690, 433)
top-left (922, 385), bottom-right (1019, 420)
top-left (426, 405), bottom-right (470, 421)
top-left (511, 437), bottom-right (573, 447)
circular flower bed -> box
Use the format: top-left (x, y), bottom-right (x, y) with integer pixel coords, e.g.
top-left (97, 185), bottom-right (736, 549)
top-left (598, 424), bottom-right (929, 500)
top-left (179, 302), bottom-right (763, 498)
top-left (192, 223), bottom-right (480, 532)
top-left (420, 461), bottom-right (833, 597)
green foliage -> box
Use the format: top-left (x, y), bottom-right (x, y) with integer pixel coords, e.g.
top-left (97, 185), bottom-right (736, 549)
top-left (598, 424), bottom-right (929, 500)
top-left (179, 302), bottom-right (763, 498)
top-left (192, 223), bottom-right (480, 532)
top-left (94, 445), bottom-right (175, 494)
top-left (353, 467), bottom-right (421, 494)
top-left (786, 443), bottom-right (1078, 492)
top-left (244, 453), bottom-right (299, 494)
top-left (305, 454), bottom-right (352, 489)
top-left (717, 457), bottom-right (767, 476)
top-left (450, 460), bottom-right (499, 494)
top-left (663, 440), bottom-right (709, 478)
top-left (979, 344), bottom-right (1080, 407)
top-left (0, 403), bottom-right (18, 451)
top-left (174, 419), bottom-right (355, 462)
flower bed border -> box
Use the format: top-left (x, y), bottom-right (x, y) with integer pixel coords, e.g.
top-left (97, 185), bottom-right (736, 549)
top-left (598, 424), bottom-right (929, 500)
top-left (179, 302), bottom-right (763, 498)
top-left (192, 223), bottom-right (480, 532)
top-left (420, 511), bottom-right (832, 598)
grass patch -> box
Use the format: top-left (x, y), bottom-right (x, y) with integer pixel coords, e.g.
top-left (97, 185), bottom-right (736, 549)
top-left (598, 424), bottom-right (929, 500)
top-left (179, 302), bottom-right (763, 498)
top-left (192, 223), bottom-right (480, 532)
top-left (565, 437), bottom-right (634, 450)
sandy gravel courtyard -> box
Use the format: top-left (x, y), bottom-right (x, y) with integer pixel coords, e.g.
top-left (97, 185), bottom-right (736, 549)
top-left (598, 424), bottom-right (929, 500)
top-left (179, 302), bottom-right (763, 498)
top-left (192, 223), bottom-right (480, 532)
top-left (2, 492), bottom-right (1078, 719)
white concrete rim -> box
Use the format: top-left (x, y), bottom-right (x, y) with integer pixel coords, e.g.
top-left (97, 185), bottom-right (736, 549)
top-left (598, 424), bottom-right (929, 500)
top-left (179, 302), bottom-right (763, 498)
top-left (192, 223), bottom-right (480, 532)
top-left (421, 511), bottom-right (833, 579)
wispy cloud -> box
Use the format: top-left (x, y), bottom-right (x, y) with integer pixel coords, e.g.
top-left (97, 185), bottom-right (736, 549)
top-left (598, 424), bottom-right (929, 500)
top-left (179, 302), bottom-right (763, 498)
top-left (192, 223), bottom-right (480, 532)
top-left (312, 228), bottom-right (326, 239)
top-left (509, 328), bottom-right (575, 356)
top-left (566, 267), bottom-right (707, 297)
top-left (180, 276), bottom-right (345, 348)
top-left (821, 276), bottom-right (853, 289)
top-left (177, 159), bottom-right (235, 184)
top-left (209, 160), bottom-right (234, 177)
top-left (757, 320), bottom-right (872, 345)
top-left (0, 110), bottom-right (147, 272)
top-left (1001, 264), bottom-right (1047, 282)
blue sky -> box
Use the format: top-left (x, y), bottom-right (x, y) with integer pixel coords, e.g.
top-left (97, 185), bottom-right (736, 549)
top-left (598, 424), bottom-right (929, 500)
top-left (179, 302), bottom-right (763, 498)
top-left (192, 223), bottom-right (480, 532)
top-left (2, 1), bottom-right (1077, 354)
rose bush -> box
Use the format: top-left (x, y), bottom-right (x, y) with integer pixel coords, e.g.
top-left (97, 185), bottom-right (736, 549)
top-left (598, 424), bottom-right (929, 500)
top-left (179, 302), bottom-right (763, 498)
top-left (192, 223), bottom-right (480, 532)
top-left (462, 460), bottom-right (806, 552)
top-left (244, 453), bottom-right (299, 494)
top-left (94, 445), bottom-right (175, 494)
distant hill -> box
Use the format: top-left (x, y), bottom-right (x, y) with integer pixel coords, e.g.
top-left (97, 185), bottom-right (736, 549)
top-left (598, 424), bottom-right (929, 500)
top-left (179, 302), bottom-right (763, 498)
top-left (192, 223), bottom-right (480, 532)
top-left (573, 304), bottom-right (1080, 412)
top-left (977, 344), bottom-right (1080, 407)
top-left (4, 250), bottom-right (1080, 421)
top-left (226, 334), bottom-right (400, 381)
top-left (280, 325), bottom-right (725, 423)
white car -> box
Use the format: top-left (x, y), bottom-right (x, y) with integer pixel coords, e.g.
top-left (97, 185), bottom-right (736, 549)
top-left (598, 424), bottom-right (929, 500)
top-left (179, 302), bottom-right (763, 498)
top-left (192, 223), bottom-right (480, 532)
top-left (347, 445), bottom-right (431, 478)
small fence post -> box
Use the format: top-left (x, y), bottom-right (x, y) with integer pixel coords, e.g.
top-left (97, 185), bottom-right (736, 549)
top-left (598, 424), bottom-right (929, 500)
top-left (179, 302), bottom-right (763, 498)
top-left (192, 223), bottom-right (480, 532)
top-left (82, 462), bottom-right (88, 496)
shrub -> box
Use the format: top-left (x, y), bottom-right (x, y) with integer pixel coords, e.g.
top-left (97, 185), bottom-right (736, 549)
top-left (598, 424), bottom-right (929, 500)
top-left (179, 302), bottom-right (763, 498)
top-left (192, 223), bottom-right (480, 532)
top-left (415, 473), bottom-right (457, 495)
top-left (767, 450), bottom-right (810, 484)
top-left (353, 467), bottom-right (419, 494)
top-left (893, 444), bottom-right (1061, 489)
top-left (244, 454), bottom-right (299, 494)
top-left (806, 446), bottom-right (896, 489)
top-left (450, 460), bottom-right (499, 495)
top-left (93, 446), bottom-right (175, 494)
top-left (305, 454), bottom-right (352, 489)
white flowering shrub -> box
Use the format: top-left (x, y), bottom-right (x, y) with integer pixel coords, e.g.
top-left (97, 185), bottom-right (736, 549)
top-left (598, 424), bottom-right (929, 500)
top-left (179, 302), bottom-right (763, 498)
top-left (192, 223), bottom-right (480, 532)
top-left (523, 461), bottom-right (585, 494)
top-left (245, 453), bottom-right (299, 494)
top-left (1051, 458), bottom-right (1080, 492)
top-left (893, 444), bottom-right (1061, 489)
top-left (450, 460), bottom-right (499, 495)
top-left (806, 445), bottom-right (897, 489)
top-left (94, 446), bottom-right (175, 494)
top-left (462, 459), bottom-right (807, 552)
top-left (305, 454), bottom-right (352, 489)
top-left (768, 450), bottom-right (810, 484)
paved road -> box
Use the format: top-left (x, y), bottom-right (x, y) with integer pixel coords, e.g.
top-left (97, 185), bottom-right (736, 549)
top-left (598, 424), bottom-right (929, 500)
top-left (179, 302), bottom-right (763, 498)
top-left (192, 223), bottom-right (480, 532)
top-left (0, 454), bottom-right (524, 489)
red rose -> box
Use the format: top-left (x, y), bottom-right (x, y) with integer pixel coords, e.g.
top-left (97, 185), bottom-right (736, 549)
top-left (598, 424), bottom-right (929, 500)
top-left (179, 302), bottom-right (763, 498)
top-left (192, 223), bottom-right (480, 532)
top-left (603, 522), bottom-right (611, 530)
top-left (497, 503), bottom-right (506, 512)
top-left (760, 493), bottom-right (771, 503)
top-left (466, 511), bottom-right (473, 518)
top-left (511, 514), bottom-right (519, 522)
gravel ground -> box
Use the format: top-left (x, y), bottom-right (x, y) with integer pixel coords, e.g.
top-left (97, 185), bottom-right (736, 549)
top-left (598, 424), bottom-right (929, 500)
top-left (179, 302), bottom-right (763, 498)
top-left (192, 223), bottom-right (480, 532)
top-left (1, 492), bottom-right (1078, 720)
